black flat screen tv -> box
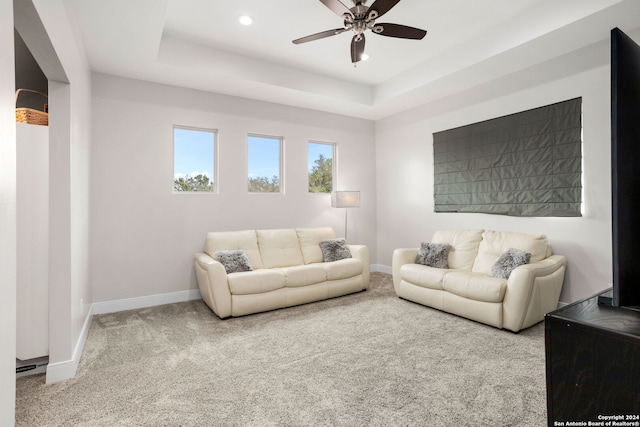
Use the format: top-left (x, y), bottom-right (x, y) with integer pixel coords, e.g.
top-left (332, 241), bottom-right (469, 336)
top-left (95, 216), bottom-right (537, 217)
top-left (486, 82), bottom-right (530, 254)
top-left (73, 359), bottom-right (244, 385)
top-left (607, 27), bottom-right (640, 308)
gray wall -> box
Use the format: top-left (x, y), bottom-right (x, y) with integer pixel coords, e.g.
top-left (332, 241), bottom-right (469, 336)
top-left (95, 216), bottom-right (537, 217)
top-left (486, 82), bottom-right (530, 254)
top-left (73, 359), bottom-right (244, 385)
top-left (375, 39), bottom-right (615, 305)
top-left (90, 73), bottom-right (377, 303)
top-left (91, 33), bottom-right (628, 307)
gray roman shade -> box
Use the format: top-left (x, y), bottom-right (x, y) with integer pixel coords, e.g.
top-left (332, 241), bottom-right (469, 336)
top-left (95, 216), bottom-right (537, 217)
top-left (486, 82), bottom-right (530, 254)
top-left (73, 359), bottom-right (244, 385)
top-left (433, 97), bottom-right (582, 217)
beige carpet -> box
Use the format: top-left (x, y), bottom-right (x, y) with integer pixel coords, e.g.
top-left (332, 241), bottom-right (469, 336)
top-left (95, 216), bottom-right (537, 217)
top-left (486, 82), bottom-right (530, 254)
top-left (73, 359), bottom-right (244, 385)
top-left (16, 273), bottom-right (547, 426)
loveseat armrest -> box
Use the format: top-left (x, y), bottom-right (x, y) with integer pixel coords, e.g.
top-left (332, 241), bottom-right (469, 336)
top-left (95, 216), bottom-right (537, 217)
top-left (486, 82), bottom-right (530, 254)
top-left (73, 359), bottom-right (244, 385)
top-left (392, 248), bottom-right (419, 291)
top-left (348, 244), bottom-right (370, 287)
top-left (194, 252), bottom-right (232, 318)
top-left (502, 254), bottom-right (567, 332)
top-left (516, 254), bottom-right (567, 278)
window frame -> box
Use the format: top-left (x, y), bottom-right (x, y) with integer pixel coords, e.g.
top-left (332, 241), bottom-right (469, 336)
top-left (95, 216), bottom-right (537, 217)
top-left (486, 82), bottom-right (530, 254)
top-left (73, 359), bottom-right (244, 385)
top-left (172, 125), bottom-right (218, 194)
top-left (307, 141), bottom-right (336, 194)
top-left (247, 133), bottom-right (284, 194)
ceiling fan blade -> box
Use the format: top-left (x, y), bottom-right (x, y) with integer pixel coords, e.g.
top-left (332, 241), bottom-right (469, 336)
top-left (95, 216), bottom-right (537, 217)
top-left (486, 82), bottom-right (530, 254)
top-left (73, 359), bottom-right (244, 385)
top-left (293, 28), bottom-right (348, 44)
top-left (373, 23), bottom-right (427, 40)
top-left (319, 0), bottom-right (352, 18)
top-left (350, 34), bottom-right (365, 63)
top-left (368, 0), bottom-right (401, 19)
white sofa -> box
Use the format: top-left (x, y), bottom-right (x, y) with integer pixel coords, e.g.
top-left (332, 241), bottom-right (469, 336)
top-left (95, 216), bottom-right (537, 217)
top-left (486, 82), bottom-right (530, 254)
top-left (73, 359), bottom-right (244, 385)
top-left (195, 227), bottom-right (370, 318)
top-left (392, 229), bottom-right (566, 332)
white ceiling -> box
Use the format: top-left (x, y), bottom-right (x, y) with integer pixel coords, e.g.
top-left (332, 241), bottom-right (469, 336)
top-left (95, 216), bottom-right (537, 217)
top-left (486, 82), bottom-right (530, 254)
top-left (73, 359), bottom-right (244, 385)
top-left (64, 0), bottom-right (640, 120)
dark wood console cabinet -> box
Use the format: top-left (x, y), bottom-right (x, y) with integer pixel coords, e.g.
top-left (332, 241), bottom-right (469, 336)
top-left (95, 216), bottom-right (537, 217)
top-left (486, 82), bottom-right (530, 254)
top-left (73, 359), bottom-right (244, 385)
top-left (545, 289), bottom-right (640, 426)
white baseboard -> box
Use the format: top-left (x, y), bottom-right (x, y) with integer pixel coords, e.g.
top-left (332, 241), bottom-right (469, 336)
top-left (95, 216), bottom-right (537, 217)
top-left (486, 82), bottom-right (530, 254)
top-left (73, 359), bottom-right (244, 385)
top-left (47, 270), bottom-right (396, 383)
top-left (92, 289), bottom-right (202, 315)
top-left (46, 303), bottom-right (94, 384)
top-left (371, 264), bottom-right (392, 275)
top-left (44, 289), bottom-right (201, 383)
top-left (94, 268), bottom-right (389, 316)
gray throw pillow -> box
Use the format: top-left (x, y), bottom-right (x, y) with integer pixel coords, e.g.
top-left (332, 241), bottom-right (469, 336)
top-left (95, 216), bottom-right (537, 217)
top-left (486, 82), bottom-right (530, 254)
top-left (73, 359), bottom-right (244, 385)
top-left (415, 242), bottom-right (450, 269)
top-left (490, 248), bottom-right (531, 279)
top-left (319, 239), bottom-right (352, 262)
top-left (214, 250), bottom-right (253, 274)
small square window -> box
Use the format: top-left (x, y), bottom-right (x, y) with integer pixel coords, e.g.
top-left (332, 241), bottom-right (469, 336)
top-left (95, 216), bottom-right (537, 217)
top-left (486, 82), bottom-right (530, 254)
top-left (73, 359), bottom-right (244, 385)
top-left (173, 126), bottom-right (216, 193)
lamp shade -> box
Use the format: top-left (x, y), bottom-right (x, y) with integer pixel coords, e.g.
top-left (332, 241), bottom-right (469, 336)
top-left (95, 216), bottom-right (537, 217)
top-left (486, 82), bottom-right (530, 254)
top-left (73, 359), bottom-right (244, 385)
top-left (331, 191), bottom-right (360, 208)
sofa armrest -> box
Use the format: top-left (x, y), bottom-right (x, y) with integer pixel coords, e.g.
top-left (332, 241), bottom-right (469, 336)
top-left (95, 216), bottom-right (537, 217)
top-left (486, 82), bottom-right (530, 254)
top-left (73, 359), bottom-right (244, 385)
top-left (392, 248), bottom-right (419, 291)
top-left (516, 255), bottom-right (567, 278)
top-left (194, 252), bottom-right (232, 318)
top-left (348, 244), bottom-right (370, 287)
top-left (502, 254), bottom-right (567, 332)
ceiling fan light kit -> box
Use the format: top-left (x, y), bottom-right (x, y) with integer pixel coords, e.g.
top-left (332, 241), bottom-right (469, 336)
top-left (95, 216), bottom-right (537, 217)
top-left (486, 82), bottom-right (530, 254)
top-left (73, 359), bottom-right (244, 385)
top-left (293, 0), bottom-right (427, 65)
top-left (238, 15), bottom-right (253, 26)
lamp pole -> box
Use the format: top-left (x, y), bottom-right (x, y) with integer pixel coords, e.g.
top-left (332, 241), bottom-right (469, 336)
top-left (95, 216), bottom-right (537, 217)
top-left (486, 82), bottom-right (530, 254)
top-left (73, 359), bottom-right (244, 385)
top-left (331, 190), bottom-right (360, 241)
top-left (344, 208), bottom-right (349, 241)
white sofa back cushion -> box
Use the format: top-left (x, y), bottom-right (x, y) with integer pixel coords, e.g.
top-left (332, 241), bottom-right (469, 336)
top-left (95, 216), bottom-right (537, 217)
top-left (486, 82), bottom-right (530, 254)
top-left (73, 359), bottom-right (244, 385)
top-left (296, 227), bottom-right (337, 264)
top-left (472, 230), bottom-right (550, 275)
top-left (257, 229), bottom-right (305, 268)
top-left (206, 230), bottom-right (264, 269)
top-left (432, 229), bottom-right (484, 271)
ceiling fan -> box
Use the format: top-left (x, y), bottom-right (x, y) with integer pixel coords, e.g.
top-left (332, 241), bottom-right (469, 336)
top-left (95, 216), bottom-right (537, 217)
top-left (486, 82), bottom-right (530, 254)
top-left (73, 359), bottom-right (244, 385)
top-left (292, 0), bottom-right (427, 64)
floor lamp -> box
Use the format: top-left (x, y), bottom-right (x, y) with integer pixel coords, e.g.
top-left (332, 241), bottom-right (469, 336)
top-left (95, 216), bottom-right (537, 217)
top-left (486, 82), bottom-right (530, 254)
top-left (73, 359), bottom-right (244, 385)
top-left (331, 191), bottom-right (360, 241)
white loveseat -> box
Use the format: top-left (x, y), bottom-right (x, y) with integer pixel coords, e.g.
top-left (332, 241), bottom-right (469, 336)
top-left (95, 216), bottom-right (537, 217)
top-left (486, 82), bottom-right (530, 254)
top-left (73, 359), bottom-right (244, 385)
top-left (195, 227), bottom-right (370, 318)
top-left (392, 229), bottom-right (566, 332)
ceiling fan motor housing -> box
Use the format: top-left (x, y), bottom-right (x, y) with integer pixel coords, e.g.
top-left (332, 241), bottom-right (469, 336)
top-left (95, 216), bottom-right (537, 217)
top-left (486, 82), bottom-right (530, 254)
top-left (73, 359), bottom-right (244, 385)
top-left (293, 0), bottom-right (427, 64)
top-left (351, 5), bottom-right (369, 19)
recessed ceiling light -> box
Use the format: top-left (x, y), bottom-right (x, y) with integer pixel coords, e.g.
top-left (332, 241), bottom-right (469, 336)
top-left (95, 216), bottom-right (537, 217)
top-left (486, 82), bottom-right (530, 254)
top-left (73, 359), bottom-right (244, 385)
top-left (361, 53), bottom-right (370, 61)
top-left (239, 15), bottom-right (253, 26)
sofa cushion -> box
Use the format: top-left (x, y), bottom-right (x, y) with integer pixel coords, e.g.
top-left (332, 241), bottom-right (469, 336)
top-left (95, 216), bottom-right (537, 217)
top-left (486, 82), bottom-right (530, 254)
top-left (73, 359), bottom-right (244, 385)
top-left (280, 264), bottom-right (327, 287)
top-left (490, 248), bottom-right (531, 279)
top-left (214, 250), bottom-right (253, 274)
top-left (319, 239), bottom-right (352, 262)
top-left (431, 229), bottom-right (484, 271)
top-left (400, 264), bottom-right (447, 290)
top-left (227, 269), bottom-right (285, 295)
top-left (472, 230), bottom-right (549, 275)
top-left (325, 258), bottom-right (363, 280)
top-left (206, 230), bottom-right (264, 270)
top-left (443, 272), bottom-right (507, 303)
top-left (257, 229), bottom-right (305, 268)
top-left (297, 227), bottom-right (336, 264)
top-left (415, 242), bottom-right (450, 268)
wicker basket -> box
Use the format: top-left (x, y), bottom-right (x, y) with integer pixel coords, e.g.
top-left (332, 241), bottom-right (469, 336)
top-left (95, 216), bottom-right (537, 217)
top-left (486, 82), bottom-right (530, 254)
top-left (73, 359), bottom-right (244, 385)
top-left (15, 89), bottom-right (48, 126)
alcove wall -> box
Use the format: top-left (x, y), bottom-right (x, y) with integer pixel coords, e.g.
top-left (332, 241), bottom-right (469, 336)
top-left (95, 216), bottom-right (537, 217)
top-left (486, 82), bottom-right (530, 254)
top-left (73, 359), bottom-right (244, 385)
top-left (14, 29), bottom-right (47, 111)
